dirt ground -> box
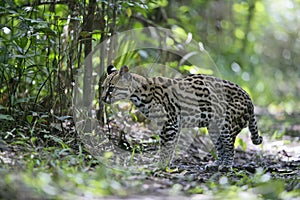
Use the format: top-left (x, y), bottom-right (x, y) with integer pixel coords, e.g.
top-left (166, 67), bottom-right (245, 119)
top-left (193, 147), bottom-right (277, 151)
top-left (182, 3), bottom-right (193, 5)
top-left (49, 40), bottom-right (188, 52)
top-left (97, 113), bottom-right (300, 198)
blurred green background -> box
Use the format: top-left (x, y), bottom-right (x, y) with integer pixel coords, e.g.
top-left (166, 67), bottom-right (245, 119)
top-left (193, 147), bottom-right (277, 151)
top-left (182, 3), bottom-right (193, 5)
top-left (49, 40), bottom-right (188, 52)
top-left (1, 0), bottom-right (299, 118)
top-left (0, 0), bottom-right (299, 198)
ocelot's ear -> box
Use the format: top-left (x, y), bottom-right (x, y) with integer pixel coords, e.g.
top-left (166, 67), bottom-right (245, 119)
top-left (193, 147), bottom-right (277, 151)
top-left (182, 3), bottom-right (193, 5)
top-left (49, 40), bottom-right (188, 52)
top-left (119, 65), bottom-right (129, 75)
top-left (107, 65), bottom-right (117, 75)
top-left (119, 65), bottom-right (131, 80)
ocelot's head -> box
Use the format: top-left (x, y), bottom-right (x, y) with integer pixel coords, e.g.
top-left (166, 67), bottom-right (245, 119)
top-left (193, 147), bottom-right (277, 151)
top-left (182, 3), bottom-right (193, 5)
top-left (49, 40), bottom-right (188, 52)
top-left (101, 65), bottom-right (133, 104)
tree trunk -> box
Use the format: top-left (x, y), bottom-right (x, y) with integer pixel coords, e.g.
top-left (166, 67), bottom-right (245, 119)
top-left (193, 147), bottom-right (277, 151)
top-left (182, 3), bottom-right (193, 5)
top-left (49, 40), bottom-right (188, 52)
top-left (83, 0), bottom-right (96, 132)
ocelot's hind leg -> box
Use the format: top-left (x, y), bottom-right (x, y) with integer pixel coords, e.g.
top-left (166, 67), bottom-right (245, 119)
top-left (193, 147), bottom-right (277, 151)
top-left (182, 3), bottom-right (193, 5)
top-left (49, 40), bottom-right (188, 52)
top-left (205, 122), bottom-right (224, 171)
top-left (217, 128), bottom-right (236, 172)
top-left (206, 122), bottom-right (238, 172)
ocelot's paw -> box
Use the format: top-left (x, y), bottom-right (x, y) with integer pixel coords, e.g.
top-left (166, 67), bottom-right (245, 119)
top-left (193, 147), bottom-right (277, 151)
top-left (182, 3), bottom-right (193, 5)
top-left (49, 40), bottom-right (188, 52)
top-left (205, 161), bottom-right (220, 171)
top-left (157, 161), bottom-right (170, 170)
top-left (218, 165), bottom-right (233, 172)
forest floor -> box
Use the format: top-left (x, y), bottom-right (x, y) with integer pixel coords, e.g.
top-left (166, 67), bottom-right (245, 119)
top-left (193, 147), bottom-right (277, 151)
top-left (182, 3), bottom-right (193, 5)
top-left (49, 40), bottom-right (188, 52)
top-left (103, 130), bottom-right (300, 199)
top-left (0, 112), bottom-right (300, 199)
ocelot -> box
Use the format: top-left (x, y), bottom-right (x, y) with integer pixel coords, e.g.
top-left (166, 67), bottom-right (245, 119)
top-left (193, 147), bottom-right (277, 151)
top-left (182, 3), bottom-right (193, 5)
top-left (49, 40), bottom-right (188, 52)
top-left (101, 65), bottom-right (263, 171)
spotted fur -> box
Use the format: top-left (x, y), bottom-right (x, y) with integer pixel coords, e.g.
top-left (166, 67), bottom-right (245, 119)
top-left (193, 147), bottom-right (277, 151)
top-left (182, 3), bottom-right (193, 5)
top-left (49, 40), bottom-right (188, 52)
top-left (101, 65), bottom-right (263, 171)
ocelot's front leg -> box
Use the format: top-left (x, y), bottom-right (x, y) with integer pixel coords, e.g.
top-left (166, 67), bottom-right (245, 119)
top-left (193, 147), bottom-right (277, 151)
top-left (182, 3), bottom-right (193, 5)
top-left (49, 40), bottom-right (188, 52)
top-left (158, 119), bottom-right (179, 169)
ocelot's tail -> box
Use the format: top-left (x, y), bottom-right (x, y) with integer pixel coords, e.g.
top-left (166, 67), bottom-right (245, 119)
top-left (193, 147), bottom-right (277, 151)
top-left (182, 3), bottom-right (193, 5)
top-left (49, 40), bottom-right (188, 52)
top-left (249, 111), bottom-right (263, 145)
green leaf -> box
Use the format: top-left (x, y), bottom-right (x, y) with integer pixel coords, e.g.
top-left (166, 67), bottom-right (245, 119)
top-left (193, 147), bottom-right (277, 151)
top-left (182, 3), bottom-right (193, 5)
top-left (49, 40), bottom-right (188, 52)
top-left (171, 25), bottom-right (188, 39)
top-left (15, 37), bottom-right (28, 49)
top-left (235, 137), bottom-right (247, 151)
top-left (0, 114), bottom-right (14, 121)
top-left (126, 8), bottom-right (132, 18)
top-left (26, 115), bottom-right (33, 124)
